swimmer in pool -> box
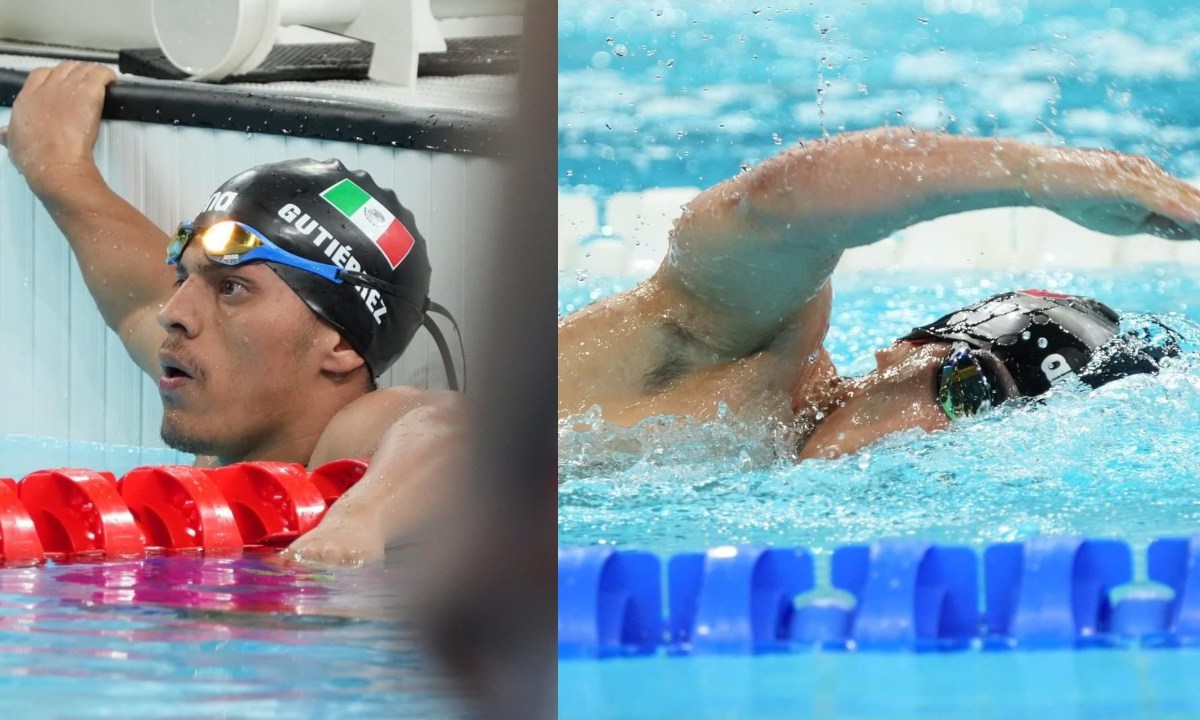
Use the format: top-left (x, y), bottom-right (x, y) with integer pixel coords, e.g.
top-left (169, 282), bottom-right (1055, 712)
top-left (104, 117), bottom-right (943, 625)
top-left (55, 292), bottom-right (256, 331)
top-left (559, 128), bottom-right (1200, 459)
top-left (1, 61), bottom-right (469, 564)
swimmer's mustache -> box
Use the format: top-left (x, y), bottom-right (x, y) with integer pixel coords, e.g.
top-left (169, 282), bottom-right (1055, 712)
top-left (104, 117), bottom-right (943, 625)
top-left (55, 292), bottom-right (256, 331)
top-left (158, 341), bottom-right (205, 382)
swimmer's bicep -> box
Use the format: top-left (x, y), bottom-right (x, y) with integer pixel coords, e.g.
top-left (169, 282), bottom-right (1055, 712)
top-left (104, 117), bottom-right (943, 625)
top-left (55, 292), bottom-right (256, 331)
top-left (663, 179), bottom-right (842, 340)
top-left (659, 230), bottom-right (841, 355)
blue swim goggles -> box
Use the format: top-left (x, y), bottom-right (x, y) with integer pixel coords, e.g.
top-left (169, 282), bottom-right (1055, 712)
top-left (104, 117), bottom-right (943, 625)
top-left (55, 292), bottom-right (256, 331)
top-left (166, 220), bottom-right (405, 299)
top-left (936, 343), bottom-right (1016, 420)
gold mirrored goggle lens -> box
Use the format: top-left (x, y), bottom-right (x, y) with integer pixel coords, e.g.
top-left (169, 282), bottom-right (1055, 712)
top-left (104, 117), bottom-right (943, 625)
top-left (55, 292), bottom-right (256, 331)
top-left (198, 221), bottom-right (262, 263)
top-left (167, 221), bottom-right (265, 265)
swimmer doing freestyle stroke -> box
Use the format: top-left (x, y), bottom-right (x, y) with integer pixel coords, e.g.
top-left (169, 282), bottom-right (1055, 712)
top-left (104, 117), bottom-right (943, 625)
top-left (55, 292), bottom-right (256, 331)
top-left (559, 128), bottom-right (1200, 459)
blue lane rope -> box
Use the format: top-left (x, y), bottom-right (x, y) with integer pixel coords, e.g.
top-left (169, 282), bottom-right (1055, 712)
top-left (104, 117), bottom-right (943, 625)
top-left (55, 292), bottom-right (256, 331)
top-left (559, 536), bottom-right (1198, 659)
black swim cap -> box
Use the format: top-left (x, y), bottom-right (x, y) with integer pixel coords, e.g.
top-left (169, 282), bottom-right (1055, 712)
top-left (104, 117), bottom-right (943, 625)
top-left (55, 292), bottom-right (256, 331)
top-left (900, 290), bottom-right (1178, 397)
top-left (193, 159), bottom-right (431, 378)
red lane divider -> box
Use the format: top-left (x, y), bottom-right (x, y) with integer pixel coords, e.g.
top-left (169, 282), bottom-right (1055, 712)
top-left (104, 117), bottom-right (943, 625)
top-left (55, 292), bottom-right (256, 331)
top-left (207, 462), bottom-right (327, 547)
top-left (0, 480), bottom-right (44, 566)
top-left (120, 466), bottom-right (244, 554)
top-left (20, 469), bottom-right (145, 560)
top-left (307, 459), bottom-right (369, 509)
top-left (0, 460), bottom-right (367, 566)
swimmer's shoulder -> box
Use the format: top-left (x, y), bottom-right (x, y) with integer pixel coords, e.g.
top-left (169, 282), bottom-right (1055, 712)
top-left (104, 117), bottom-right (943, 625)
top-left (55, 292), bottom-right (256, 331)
top-left (560, 274), bottom-right (722, 396)
top-left (309, 385), bottom-right (471, 467)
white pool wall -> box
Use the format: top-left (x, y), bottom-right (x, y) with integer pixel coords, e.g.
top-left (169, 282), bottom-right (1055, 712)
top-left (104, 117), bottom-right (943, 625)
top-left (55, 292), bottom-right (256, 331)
top-left (559, 182), bottom-right (1200, 278)
top-left (0, 110), bottom-right (502, 450)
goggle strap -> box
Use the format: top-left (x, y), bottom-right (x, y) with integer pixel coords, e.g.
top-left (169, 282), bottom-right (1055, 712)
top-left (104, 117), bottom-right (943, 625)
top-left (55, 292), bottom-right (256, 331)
top-left (423, 299), bottom-right (466, 393)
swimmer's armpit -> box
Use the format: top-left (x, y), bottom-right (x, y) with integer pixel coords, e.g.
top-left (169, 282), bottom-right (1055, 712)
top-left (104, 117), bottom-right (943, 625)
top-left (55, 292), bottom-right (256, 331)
top-left (641, 320), bottom-right (725, 393)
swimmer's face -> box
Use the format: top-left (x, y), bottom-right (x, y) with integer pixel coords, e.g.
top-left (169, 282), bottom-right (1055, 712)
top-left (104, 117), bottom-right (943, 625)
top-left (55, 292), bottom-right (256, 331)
top-left (799, 341), bottom-right (953, 460)
top-left (155, 240), bottom-right (361, 459)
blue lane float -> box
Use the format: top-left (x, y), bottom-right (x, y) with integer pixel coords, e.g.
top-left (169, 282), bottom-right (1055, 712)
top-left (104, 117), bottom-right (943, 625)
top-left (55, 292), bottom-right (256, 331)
top-left (984, 536), bottom-right (1131, 647)
top-left (667, 546), bottom-right (813, 654)
top-left (1148, 536), bottom-right (1200, 640)
top-left (558, 546), bottom-right (662, 659)
top-left (558, 536), bottom-right (1200, 659)
top-left (832, 540), bottom-right (977, 650)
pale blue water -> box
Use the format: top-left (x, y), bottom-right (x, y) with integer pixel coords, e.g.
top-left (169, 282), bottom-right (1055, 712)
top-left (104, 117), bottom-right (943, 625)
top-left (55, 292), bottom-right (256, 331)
top-left (560, 648), bottom-right (1200, 720)
top-left (0, 438), bottom-right (467, 719)
top-left (560, 0), bottom-right (1200, 194)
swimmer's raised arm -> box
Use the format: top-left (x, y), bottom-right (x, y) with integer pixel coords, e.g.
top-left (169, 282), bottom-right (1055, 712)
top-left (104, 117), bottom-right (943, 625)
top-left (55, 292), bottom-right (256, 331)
top-left (665, 128), bottom-right (1200, 354)
top-left (1, 62), bottom-right (172, 376)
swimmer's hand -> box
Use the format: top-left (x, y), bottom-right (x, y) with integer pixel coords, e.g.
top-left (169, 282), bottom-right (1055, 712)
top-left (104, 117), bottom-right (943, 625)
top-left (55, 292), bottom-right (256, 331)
top-left (1022, 146), bottom-right (1200, 241)
top-left (1, 61), bottom-right (116, 198)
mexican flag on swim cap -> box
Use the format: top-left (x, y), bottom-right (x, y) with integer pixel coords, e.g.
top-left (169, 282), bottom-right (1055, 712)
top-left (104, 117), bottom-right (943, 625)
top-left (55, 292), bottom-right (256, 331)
top-left (320, 179), bottom-right (416, 270)
top-left (899, 290), bottom-right (1178, 397)
top-left (193, 158), bottom-right (433, 378)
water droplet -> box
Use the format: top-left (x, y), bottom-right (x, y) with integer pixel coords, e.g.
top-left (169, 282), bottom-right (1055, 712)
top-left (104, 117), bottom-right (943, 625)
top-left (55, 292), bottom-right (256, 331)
top-left (1038, 337), bottom-right (1049, 349)
top-left (1021, 330), bottom-right (1032, 340)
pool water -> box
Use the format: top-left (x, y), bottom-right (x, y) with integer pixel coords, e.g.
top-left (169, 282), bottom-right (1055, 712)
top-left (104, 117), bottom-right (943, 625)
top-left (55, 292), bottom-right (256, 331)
top-left (0, 555), bottom-right (467, 719)
top-left (560, 0), bottom-right (1200, 194)
top-left (560, 647), bottom-right (1200, 719)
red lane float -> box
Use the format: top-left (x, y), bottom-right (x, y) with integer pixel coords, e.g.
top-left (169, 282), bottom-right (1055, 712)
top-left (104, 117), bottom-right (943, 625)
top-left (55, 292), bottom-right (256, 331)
top-left (307, 459), bottom-right (369, 508)
top-left (19, 469), bottom-right (145, 560)
top-left (119, 466), bottom-right (244, 554)
top-left (0, 460), bottom-right (368, 566)
top-left (0, 480), bottom-right (44, 566)
top-left (207, 462), bottom-right (327, 547)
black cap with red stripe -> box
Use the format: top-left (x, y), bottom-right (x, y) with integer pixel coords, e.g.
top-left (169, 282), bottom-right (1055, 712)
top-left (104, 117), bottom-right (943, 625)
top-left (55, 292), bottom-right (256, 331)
top-left (900, 290), bottom-right (1177, 398)
top-left (195, 158), bottom-right (444, 381)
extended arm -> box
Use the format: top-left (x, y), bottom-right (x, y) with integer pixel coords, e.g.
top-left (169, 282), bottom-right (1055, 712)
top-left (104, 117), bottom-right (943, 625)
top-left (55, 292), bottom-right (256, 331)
top-left (665, 128), bottom-right (1200, 355)
top-left (1, 62), bottom-right (173, 376)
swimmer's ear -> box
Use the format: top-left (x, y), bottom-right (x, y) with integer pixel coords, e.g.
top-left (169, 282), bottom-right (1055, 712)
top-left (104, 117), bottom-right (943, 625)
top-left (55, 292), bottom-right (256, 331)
top-left (320, 336), bottom-right (368, 376)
